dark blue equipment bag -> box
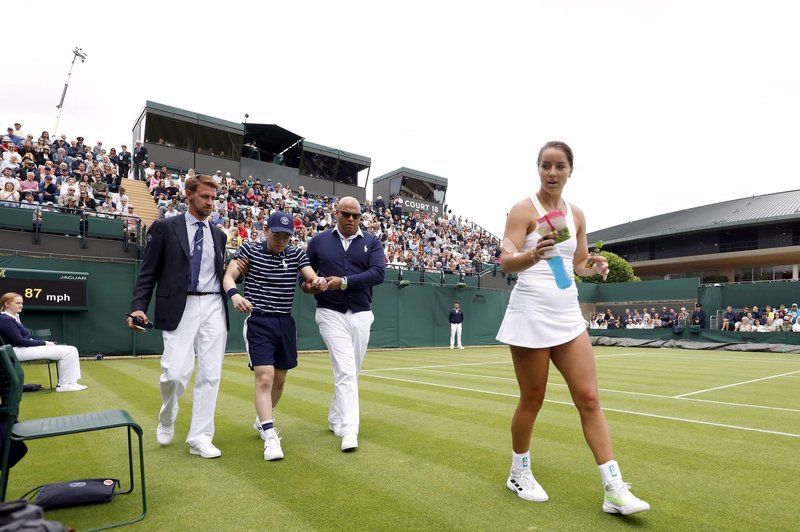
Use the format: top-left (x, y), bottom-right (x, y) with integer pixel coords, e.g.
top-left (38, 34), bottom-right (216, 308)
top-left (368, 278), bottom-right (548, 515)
top-left (24, 479), bottom-right (119, 510)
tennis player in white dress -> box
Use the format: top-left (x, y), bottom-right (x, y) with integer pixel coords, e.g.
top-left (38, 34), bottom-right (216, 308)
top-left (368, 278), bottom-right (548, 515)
top-left (496, 141), bottom-right (649, 515)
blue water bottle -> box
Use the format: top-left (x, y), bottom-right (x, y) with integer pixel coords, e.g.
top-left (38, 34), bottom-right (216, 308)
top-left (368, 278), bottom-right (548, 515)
top-left (547, 251), bottom-right (572, 289)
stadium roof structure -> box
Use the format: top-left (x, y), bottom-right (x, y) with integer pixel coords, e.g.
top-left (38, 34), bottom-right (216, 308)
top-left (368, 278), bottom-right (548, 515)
top-left (588, 189), bottom-right (800, 245)
top-left (372, 167), bottom-right (448, 186)
top-left (302, 141), bottom-right (371, 168)
top-left (144, 100), bottom-right (243, 132)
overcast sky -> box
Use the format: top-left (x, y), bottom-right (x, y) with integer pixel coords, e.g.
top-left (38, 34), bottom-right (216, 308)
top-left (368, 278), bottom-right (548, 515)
top-left (4, 0), bottom-right (798, 237)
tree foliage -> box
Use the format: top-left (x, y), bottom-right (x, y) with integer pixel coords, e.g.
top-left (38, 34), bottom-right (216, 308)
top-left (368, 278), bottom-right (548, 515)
top-left (578, 251), bottom-right (639, 284)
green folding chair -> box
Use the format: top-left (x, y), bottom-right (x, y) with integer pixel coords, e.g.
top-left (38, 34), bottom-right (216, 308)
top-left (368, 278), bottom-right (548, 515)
top-left (0, 345), bottom-right (147, 531)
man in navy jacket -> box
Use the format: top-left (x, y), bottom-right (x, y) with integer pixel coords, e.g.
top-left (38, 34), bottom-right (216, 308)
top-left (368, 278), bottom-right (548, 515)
top-left (305, 196), bottom-right (385, 452)
top-left (129, 174), bottom-right (229, 459)
top-left (448, 302), bottom-right (464, 349)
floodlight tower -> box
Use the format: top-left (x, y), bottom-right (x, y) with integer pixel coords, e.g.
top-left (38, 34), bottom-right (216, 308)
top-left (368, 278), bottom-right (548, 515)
top-left (54, 47), bottom-right (87, 136)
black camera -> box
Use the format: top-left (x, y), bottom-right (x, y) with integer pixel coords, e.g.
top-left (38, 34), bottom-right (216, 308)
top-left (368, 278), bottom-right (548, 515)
top-left (125, 313), bottom-right (153, 329)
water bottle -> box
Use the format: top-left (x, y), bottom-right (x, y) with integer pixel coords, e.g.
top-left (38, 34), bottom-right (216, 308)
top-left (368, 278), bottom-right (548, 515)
top-left (547, 251), bottom-right (572, 289)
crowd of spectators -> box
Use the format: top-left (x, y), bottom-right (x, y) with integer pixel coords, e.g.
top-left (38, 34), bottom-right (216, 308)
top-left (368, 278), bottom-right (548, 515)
top-left (2, 122), bottom-right (501, 272)
top-left (589, 302), bottom-right (800, 332)
top-left (719, 303), bottom-right (800, 332)
top-left (200, 175), bottom-right (501, 274)
top-left (589, 306), bottom-right (693, 330)
top-left (1, 124), bottom-right (140, 236)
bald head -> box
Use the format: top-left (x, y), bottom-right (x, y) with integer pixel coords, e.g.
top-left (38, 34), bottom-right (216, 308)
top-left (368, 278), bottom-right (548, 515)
top-left (336, 196), bottom-right (362, 237)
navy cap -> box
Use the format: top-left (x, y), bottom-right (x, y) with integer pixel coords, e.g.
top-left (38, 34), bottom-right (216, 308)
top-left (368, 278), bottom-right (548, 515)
top-left (267, 211), bottom-right (293, 234)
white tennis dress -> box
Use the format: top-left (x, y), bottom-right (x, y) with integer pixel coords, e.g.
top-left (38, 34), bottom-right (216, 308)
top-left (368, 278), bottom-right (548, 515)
top-left (496, 195), bottom-right (586, 348)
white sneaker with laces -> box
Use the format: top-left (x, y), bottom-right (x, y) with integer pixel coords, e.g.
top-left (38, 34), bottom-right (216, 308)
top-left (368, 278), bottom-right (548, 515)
top-left (56, 383), bottom-right (87, 392)
top-left (341, 434), bottom-right (358, 452)
top-left (506, 468), bottom-right (549, 502)
top-left (188, 440), bottom-right (222, 459)
top-left (263, 429), bottom-right (284, 461)
top-left (156, 423), bottom-right (174, 446)
top-left (603, 480), bottom-right (650, 515)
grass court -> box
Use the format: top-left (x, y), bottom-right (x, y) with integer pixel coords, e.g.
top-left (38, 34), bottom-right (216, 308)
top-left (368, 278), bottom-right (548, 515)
top-left (9, 346), bottom-right (800, 531)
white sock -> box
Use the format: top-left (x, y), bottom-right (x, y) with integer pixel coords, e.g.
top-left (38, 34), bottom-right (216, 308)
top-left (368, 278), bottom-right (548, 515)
top-left (598, 459), bottom-right (622, 485)
top-left (512, 451), bottom-right (531, 471)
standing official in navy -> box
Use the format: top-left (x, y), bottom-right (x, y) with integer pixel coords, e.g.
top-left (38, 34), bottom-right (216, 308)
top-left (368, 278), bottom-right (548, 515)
top-left (129, 173), bottom-right (229, 459)
top-left (117, 144), bottom-right (131, 178)
top-left (449, 302), bottom-right (464, 349)
top-left (132, 140), bottom-right (147, 181)
top-left (305, 196), bottom-right (385, 451)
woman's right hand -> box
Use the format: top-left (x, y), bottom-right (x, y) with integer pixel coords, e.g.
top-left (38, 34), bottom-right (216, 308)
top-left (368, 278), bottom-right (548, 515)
top-left (533, 232), bottom-right (557, 262)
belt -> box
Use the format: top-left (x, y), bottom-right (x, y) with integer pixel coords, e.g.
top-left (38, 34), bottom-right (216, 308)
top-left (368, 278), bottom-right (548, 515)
top-left (186, 291), bottom-right (221, 296)
top-left (251, 309), bottom-right (291, 317)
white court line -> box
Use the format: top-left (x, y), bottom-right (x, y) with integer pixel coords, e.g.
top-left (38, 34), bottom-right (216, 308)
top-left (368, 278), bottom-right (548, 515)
top-left (378, 367), bottom-right (800, 413)
top-left (594, 352), bottom-right (654, 358)
top-left (365, 360), bottom-right (511, 372)
top-left (674, 369), bottom-right (800, 398)
top-left (361, 373), bottom-right (800, 439)
top-left (597, 352), bottom-right (800, 364)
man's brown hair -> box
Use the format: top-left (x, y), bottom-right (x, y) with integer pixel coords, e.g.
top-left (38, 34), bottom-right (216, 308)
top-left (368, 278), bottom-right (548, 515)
top-left (185, 174), bottom-right (220, 193)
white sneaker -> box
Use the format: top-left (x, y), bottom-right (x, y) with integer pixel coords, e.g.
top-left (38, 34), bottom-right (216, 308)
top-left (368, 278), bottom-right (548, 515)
top-left (603, 480), bottom-right (650, 515)
top-left (449, 346), bottom-right (454, 349)
top-left (254, 417), bottom-right (266, 440)
top-left (189, 440), bottom-right (222, 459)
top-left (56, 383), bottom-right (87, 392)
top-left (263, 429), bottom-right (284, 461)
top-left (341, 433), bottom-right (358, 452)
top-left (156, 423), bottom-right (174, 446)
top-left (458, 346), bottom-right (465, 350)
top-left (328, 423), bottom-right (341, 436)
top-left (507, 468), bottom-right (549, 502)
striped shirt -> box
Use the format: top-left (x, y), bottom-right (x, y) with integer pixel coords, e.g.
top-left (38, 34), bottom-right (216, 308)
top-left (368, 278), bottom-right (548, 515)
top-left (235, 242), bottom-right (310, 314)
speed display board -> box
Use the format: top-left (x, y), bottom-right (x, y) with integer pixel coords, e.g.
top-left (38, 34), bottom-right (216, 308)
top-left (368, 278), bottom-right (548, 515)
top-left (0, 267), bottom-right (88, 311)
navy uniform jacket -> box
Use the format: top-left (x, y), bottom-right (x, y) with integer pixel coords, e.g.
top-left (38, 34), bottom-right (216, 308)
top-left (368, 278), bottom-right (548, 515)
top-left (130, 214), bottom-right (229, 331)
top-left (132, 146), bottom-right (147, 164)
top-left (306, 228), bottom-right (385, 313)
top-left (118, 150), bottom-right (131, 167)
top-left (448, 309), bottom-right (464, 324)
top-left (0, 314), bottom-right (46, 347)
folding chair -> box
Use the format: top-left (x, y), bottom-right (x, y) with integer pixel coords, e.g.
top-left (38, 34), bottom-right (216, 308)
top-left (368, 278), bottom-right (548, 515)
top-left (0, 345), bottom-right (146, 531)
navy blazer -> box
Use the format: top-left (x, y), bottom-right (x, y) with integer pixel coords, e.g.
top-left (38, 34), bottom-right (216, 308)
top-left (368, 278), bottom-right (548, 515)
top-left (448, 309), bottom-right (464, 324)
top-left (0, 314), bottom-right (45, 347)
top-left (306, 228), bottom-right (385, 313)
top-left (131, 214), bottom-right (229, 331)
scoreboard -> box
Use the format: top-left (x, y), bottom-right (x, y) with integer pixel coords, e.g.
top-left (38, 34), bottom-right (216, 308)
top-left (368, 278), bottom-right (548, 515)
top-left (0, 267), bottom-right (88, 311)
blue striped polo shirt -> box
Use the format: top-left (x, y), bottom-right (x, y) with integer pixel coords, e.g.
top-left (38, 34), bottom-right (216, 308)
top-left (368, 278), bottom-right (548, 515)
top-left (235, 241), bottom-right (309, 314)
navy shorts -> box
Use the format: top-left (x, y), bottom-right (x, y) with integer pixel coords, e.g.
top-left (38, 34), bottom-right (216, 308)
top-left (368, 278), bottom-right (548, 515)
top-left (244, 312), bottom-right (298, 370)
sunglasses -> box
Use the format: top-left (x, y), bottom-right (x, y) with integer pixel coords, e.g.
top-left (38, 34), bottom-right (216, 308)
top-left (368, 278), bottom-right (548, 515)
top-left (340, 211), bottom-right (361, 220)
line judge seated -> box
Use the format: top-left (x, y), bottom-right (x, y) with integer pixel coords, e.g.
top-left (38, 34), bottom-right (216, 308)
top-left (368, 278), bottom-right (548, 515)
top-left (0, 291), bottom-right (87, 392)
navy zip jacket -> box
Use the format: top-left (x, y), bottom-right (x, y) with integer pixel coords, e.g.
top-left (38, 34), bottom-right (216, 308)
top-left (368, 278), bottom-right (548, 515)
top-left (448, 309), bottom-right (464, 324)
top-left (306, 228), bottom-right (385, 313)
top-left (0, 314), bottom-right (46, 347)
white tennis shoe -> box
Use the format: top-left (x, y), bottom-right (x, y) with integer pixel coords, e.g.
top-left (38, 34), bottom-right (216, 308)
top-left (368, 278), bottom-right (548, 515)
top-left (506, 468), bottom-right (549, 502)
top-left (603, 480), bottom-right (650, 515)
top-left (263, 429), bottom-right (284, 461)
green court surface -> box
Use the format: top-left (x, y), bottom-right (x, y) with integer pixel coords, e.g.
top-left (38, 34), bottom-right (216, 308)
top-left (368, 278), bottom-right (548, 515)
top-left (9, 346), bottom-right (800, 531)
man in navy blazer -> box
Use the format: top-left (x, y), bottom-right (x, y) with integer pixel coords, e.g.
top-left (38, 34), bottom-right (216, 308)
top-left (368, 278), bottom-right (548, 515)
top-left (305, 196), bottom-right (385, 452)
top-left (129, 173), bottom-right (229, 459)
top-left (132, 140), bottom-right (147, 181)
